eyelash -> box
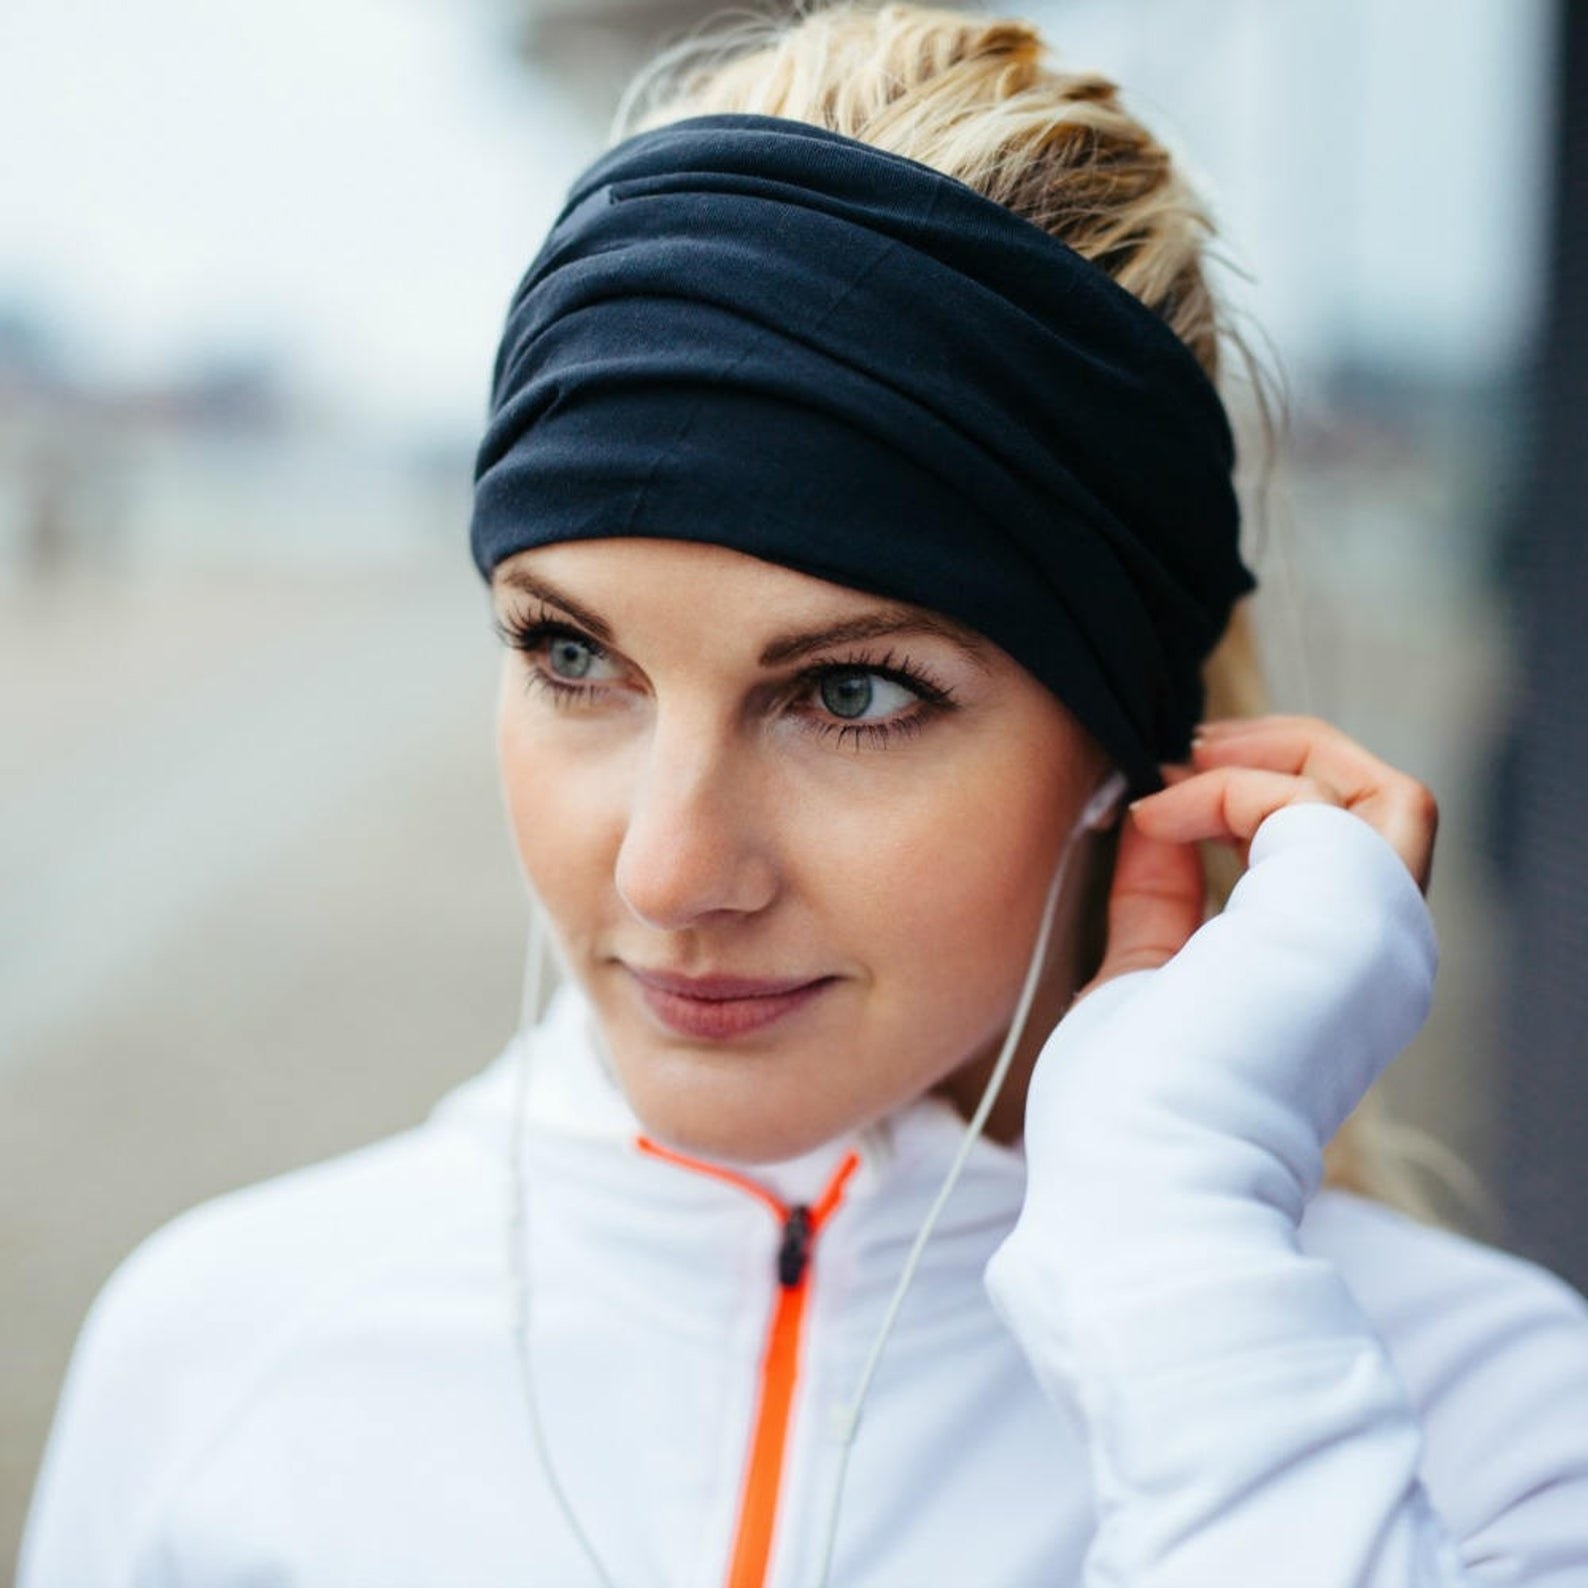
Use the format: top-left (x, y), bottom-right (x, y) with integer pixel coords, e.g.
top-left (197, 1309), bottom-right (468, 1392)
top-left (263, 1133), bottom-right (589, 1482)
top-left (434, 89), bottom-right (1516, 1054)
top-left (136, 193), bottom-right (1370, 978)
top-left (492, 604), bottom-right (957, 750)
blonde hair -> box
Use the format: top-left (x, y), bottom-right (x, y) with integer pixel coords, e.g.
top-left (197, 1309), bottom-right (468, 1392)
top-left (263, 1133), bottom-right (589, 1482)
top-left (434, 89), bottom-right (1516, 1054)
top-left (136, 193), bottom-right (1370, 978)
top-left (612, 0), bottom-right (1479, 1227)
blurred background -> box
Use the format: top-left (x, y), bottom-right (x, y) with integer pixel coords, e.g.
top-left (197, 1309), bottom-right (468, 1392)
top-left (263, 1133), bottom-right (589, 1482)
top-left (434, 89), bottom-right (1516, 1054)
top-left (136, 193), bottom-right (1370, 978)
top-left (3, 0), bottom-right (1585, 1565)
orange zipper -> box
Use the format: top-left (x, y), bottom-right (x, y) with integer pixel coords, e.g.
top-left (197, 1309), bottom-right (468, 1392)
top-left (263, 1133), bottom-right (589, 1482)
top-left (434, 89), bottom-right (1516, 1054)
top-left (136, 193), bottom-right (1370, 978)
top-left (636, 1136), bottom-right (860, 1588)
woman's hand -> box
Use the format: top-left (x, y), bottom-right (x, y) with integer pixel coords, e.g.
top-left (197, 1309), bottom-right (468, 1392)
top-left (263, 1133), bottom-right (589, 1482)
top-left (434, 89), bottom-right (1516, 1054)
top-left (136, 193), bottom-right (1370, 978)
top-left (997, 711), bottom-right (1442, 1295)
top-left (1081, 713), bottom-right (1439, 998)
top-left (987, 722), bottom-right (1456, 1588)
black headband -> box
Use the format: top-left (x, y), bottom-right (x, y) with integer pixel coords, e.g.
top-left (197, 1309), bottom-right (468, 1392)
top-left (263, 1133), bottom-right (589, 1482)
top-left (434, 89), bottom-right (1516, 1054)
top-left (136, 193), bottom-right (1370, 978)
top-left (471, 112), bottom-right (1255, 794)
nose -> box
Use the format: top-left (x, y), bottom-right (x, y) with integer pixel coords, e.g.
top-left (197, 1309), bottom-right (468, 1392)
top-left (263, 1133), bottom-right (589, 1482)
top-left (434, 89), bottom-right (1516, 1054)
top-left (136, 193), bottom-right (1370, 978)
top-left (613, 711), bottom-right (780, 930)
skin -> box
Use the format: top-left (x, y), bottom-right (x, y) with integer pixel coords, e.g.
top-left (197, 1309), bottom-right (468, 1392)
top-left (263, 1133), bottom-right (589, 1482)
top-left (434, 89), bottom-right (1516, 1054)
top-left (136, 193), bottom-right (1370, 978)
top-left (491, 538), bottom-right (1439, 1166)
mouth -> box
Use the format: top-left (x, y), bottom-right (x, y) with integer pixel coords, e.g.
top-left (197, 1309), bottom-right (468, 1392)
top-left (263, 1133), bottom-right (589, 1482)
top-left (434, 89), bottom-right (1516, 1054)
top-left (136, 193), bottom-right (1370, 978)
top-left (622, 965), bottom-right (838, 1041)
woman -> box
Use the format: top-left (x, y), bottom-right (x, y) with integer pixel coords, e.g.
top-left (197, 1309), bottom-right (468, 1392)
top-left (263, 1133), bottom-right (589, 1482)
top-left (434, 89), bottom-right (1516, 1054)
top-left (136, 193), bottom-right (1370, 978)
top-left (21, 4), bottom-right (1588, 1585)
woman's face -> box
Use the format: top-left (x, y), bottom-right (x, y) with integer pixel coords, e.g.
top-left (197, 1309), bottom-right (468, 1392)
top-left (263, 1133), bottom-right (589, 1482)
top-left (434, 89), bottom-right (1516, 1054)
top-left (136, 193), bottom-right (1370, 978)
top-left (492, 539), bottom-right (1111, 1164)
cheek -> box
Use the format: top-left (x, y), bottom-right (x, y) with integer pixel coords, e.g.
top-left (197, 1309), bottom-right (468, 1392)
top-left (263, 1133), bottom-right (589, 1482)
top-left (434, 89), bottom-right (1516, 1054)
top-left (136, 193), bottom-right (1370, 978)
top-left (496, 679), bottom-right (625, 937)
top-left (795, 740), bottom-right (1076, 1042)
top-left (915, 830), bottom-right (1053, 970)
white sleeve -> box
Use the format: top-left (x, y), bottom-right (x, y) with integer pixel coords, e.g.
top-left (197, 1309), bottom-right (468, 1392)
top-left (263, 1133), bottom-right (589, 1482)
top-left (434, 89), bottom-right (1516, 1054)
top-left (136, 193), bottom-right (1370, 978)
top-left (19, 1189), bottom-right (295, 1588)
top-left (17, 1231), bottom-right (199, 1588)
top-left (18, 1128), bottom-right (487, 1588)
top-left (982, 802), bottom-right (1577, 1586)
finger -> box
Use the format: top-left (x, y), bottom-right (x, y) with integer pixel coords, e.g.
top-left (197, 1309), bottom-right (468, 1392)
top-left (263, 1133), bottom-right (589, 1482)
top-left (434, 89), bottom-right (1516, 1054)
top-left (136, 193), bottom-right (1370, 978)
top-left (1129, 765), bottom-right (1341, 848)
top-left (1190, 715), bottom-right (1394, 806)
top-left (1189, 718), bottom-right (1438, 892)
top-left (1193, 712), bottom-right (1352, 742)
top-left (1084, 809), bottom-right (1206, 993)
top-left (1370, 780), bottom-right (1439, 894)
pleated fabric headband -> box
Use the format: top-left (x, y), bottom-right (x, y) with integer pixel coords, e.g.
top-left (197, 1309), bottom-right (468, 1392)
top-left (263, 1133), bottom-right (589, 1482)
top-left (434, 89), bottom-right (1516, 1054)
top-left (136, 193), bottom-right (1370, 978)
top-left (470, 112), bottom-right (1256, 794)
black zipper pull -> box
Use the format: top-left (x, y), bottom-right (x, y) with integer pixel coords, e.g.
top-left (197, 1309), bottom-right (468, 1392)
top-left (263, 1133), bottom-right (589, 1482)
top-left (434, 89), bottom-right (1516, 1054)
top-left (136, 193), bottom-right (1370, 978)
top-left (777, 1204), bottom-right (813, 1288)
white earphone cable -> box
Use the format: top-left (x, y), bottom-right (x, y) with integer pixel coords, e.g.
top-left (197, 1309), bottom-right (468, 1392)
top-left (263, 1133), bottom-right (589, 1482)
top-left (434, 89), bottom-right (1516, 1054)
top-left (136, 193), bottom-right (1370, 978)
top-left (507, 903), bottom-right (621, 1588)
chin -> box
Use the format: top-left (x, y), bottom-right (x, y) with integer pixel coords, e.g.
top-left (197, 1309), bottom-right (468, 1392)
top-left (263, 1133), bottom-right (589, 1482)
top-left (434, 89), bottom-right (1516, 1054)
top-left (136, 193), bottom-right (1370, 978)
top-left (608, 1040), bottom-right (873, 1167)
top-left (592, 980), bottom-right (889, 1166)
top-left (628, 1082), bottom-right (863, 1167)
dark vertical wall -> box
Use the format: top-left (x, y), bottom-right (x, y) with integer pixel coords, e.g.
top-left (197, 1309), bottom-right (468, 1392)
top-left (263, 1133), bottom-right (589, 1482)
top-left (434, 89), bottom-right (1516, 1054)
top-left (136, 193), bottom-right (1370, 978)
top-left (1500, 0), bottom-right (1588, 1292)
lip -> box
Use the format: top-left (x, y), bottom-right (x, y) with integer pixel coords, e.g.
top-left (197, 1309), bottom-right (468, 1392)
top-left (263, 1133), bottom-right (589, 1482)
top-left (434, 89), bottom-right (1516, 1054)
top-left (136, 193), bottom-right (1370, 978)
top-left (626, 966), bottom-right (826, 1000)
top-left (623, 964), bottom-right (836, 1040)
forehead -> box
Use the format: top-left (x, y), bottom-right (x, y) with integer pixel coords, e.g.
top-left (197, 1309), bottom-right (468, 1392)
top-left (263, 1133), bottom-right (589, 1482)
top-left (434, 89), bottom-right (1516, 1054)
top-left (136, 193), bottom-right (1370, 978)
top-left (490, 539), bottom-right (993, 663)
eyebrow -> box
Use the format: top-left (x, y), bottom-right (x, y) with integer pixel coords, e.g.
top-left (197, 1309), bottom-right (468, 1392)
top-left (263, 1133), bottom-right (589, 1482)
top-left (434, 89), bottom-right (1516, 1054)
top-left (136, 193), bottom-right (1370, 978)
top-left (495, 568), bottom-right (615, 644)
top-left (757, 612), bottom-right (991, 670)
top-left (494, 566), bottom-right (991, 671)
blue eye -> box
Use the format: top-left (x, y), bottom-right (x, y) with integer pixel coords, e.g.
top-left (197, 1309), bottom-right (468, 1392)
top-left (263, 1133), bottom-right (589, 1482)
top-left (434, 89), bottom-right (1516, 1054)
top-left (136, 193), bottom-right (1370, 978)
top-left (819, 671), bottom-right (871, 719)
top-left (492, 610), bottom-right (620, 699)
top-left (547, 636), bottom-right (597, 680)
top-left (817, 669), bottom-right (916, 721)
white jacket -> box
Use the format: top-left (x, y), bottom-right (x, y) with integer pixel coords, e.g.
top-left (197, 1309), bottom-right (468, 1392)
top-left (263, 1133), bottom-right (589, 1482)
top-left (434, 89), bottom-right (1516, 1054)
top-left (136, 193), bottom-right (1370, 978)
top-left (20, 805), bottom-right (1588, 1587)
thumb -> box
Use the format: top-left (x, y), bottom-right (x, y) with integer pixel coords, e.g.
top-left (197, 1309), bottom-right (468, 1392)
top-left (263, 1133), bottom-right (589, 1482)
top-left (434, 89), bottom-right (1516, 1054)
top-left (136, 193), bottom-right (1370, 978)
top-left (1077, 808), bottom-right (1206, 998)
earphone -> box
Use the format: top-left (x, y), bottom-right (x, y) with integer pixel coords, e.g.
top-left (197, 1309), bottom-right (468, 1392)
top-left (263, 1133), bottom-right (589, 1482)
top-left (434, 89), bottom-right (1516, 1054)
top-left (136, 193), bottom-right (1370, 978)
top-left (506, 766), bottom-right (1129, 1588)
top-left (1079, 768), bottom-right (1130, 834)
